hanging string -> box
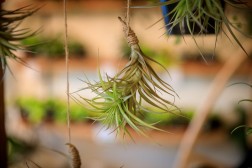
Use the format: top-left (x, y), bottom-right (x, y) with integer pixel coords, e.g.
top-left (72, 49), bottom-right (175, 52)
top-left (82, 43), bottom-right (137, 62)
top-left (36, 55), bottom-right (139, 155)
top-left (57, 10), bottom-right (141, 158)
top-left (119, 0), bottom-right (138, 47)
top-left (63, 0), bottom-right (71, 143)
top-left (63, 1), bottom-right (82, 167)
top-left (126, 0), bottom-right (131, 35)
top-left (118, 17), bottom-right (139, 46)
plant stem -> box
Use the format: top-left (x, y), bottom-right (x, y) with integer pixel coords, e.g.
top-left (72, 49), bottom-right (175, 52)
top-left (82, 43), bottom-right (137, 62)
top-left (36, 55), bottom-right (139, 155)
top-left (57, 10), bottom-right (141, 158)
top-left (0, 64), bottom-right (7, 168)
top-left (173, 40), bottom-right (252, 168)
top-left (0, 1), bottom-right (7, 167)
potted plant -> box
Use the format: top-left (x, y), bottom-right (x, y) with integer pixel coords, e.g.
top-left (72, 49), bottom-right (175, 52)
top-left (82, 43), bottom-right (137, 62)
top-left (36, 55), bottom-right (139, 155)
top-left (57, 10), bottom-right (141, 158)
top-left (159, 0), bottom-right (227, 35)
top-left (151, 0), bottom-right (249, 61)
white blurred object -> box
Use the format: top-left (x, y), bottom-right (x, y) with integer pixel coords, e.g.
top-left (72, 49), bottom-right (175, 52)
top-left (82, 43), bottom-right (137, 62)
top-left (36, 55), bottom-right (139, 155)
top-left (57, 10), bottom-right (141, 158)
top-left (92, 123), bottom-right (117, 144)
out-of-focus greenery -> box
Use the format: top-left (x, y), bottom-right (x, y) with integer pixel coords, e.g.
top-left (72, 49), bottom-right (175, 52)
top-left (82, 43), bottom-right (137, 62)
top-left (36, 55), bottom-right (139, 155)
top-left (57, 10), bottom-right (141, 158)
top-left (16, 97), bottom-right (224, 130)
top-left (16, 98), bottom-right (89, 124)
top-left (17, 98), bottom-right (44, 123)
top-left (144, 109), bottom-right (194, 127)
top-left (144, 108), bottom-right (224, 131)
top-left (121, 42), bottom-right (176, 68)
top-left (21, 36), bottom-right (86, 58)
top-left (8, 136), bottom-right (36, 164)
top-left (230, 83), bottom-right (252, 136)
top-left (146, 0), bottom-right (159, 4)
top-left (0, 5), bottom-right (38, 71)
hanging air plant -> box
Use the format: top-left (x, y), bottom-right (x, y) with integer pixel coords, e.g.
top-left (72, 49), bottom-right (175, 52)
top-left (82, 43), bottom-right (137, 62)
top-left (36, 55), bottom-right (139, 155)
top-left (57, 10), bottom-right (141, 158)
top-left (141, 0), bottom-right (250, 60)
top-left (159, 0), bottom-right (227, 35)
top-left (79, 69), bottom-right (167, 137)
top-left (0, 5), bottom-right (38, 71)
top-left (115, 17), bottom-right (178, 115)
top-left (78, 17), bottom-right (179, 137)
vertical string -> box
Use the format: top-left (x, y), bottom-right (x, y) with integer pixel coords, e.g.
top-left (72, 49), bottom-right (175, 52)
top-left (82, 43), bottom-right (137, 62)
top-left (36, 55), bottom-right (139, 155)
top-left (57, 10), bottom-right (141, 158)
top-left (126, 0), bottom-right (131, 35)
top-left (63, 0), bottom-right (71, 143)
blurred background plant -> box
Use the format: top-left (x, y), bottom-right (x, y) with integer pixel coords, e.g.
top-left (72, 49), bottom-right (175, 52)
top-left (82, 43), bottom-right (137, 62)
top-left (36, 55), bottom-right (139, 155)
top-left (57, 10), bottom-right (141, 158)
top-left (15, 97), bottom-right (228, 132)
top-left (142, 0), bottom-right (251, 63)
top-left (0, 2), bottom-right (40, 167)
top-left (21, 36), bottom-right (86, 59)
top-left (7, 136), bottom-right (36, 165)
top-left (0, 5), bottom-right (39, 71)
top-left (16, 97), bottom-right (89, 124)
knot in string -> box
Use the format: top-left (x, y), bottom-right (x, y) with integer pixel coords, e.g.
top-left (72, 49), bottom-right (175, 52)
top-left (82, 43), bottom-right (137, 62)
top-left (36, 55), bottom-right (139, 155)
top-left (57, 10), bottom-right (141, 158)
top-left (118, 17), bottom-right (139, 47)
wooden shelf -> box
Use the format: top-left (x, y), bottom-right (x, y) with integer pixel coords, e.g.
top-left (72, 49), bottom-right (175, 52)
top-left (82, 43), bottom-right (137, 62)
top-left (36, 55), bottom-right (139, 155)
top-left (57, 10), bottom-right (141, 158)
top-left (181, 60), bottom-right (252, 76)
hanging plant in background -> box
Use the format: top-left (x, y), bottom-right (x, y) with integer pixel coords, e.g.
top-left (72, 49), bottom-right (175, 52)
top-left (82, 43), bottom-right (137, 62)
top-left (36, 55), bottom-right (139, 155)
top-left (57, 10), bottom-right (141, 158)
top-left (139, 0), bottom-right (250, 61)
top-left (78, 3), bottom-right (179, 137)
top-left (0, 3), bottom-right (39, 167)
top-left (230, 82), bottom-right (252, 135)
top-left (158, 0), bottom-right (226, 35)
top-left (0, 5), bottom-right (39, 72)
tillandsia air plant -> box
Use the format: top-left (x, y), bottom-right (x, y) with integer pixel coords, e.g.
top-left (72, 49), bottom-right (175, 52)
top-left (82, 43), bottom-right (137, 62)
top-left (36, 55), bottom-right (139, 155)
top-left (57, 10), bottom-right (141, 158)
top-left (142, 0), bottom-right (250, 61)
top-left (78, 17), bottom-right (179, 138)
top-left (0, 5), bottom-right (39, 72)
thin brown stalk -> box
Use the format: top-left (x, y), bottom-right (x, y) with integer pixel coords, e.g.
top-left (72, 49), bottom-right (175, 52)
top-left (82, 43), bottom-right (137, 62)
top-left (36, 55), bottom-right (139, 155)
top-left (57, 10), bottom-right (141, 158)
top-left (0, 1), bottom-right (7, 168)
top-left (173, 40), bottom-right (252, 168)
top-left (63, 0), bottom-right (71, 143)
top-left (0, 60), bottom-right (7, 168)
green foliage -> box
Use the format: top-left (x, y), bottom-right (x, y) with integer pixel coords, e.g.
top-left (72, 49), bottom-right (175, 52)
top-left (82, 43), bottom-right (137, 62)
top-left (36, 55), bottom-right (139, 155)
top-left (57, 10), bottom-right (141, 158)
top-left (231, 125), bottom-right (252, 135)
top-left (145, 109), bottom-right (225, 131)
top-left (78, 18), bottom-right (180, 138)
top-left (69, 41), bottom-right (87, 57)
top-left (137, 0), bottom-right (250, 61)
top-left (0, 5), bottom-right (38, 71)
top-left (17, 98), bottom-right (44, 123)
top-left (16, 98), bottom-right (89, 124)
top-left (15, 98), bottom-right (225, 132)
top-left (229, 82), bottom-right (252, 137)
top-left (79, 68), bottom-right (167, 137)
top-left (43, 99), bottom-right (66, 122)
top-left (21, 36), bottom-right (86, 58)
top-left (144, 109), bottom-right (193, 127)
top-left (70, 104), bottom-right (89, 122)
top-left (141, 45), bottom-right (174, 67)
top-left (121, 41), bottom-right (131, 58)
top-left (8, 136), bottom-right (36, 164)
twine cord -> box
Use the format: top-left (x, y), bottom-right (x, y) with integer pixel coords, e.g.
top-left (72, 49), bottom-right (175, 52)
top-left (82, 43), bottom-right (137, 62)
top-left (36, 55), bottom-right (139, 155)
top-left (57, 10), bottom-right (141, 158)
top-left (119, 0), bottom-right (139, 47)
top-left (126, 0), bottom-right (130, 35)
top-left (118, 17), bottom-right (139, 46)
top-left (63, 0), bottom-right (71, 143)
top-left (63, 3), bottom-right (82, 168)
